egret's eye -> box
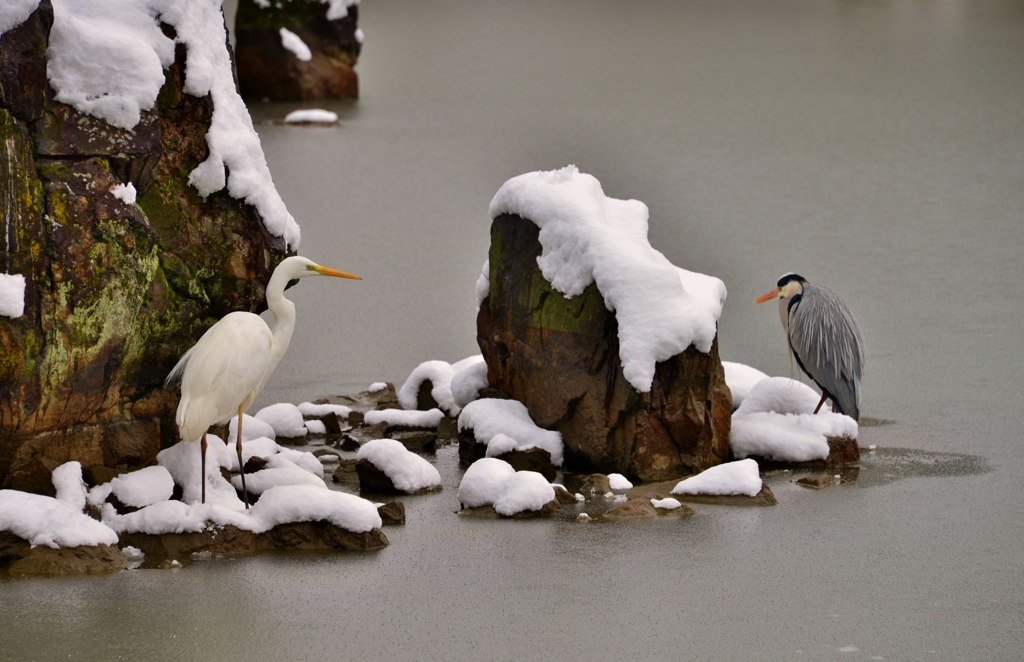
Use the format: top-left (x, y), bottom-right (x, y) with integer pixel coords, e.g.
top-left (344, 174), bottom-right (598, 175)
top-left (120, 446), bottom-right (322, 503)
top-left (305, 264), bottom-right (316, 271)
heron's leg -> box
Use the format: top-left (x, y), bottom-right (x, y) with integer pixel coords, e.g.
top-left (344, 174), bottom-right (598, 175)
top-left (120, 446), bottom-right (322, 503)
top-left (200, 433), bottom-right (208, 504)
top-left (237, 405), bottom-right (249, 509)
top-left (813, 392), bottom-right (829, 415)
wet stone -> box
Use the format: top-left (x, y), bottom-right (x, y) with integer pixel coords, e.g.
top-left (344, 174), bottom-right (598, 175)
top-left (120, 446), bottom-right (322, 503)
top-left (377, 501), bottom-right (406, 525)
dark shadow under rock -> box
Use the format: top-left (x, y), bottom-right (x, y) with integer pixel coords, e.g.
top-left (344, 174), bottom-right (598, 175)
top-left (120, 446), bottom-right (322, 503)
top-left (119, 521), bottom-right (388, 558)
top-left (492, 448), bottom-right (556, 481)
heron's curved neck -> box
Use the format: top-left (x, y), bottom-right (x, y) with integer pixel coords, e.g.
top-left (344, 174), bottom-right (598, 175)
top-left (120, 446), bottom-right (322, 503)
top-left (265, 268), bottom-right (298, 370)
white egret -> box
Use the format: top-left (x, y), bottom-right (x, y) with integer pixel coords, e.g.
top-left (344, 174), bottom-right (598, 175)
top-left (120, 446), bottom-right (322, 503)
top-left (165, 256), bottom-right (360, 506)
top-left (755, 273), bottom-right (865, 420)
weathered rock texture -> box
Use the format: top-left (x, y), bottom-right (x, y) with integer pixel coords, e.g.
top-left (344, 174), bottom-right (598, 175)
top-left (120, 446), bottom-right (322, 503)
top-left (477, 214), bottom-right (732, 483)
top-left (235, 0), bottom-right (361, 100)
top-left (0, 5), bottom-right (288, 494)
top-left (0, 531), bottom-right (130, 576)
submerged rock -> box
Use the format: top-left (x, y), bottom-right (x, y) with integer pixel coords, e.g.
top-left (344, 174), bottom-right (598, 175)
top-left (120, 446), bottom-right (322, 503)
top-left (477, 214), bottom-right (731, 483)
top-left (599, 497), bottom-right (695, 521)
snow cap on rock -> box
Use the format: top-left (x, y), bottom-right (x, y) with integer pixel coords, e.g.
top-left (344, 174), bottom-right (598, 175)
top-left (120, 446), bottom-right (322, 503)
top-left (458, 398), bottom-right (563, 466)
top-left (672, 459), bottom-right (762, 497)
top-left (356, 439), bottom-right (441, 493)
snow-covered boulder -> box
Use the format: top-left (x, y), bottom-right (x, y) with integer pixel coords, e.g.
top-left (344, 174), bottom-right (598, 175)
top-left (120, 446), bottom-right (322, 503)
top-left (722, 361), bottom-right (770, 410)
top-left (229, 413), bottom-right (277, 442)
top-left (398, 360), bottom-right (462, 416)
top-left (254, 403), bottom-right (308, 438)
top-left (457, 459), bottom-right (558, 518)
top-left (671, 459), bottom-right (762, 497)
top-left (88, 466), bottom-right (176, 510)
top-left (457, 458), bottom-right (516, 509)
top-left (458, 398), bottom-right (564, 467)
top-left (355, 439), bottom-right (441, 494)
top-left (477, 167), bottom-right (732, 481)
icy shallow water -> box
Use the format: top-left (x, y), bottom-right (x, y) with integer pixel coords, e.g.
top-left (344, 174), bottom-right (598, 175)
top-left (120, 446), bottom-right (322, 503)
top-left (3, 0), bottom-right (1023, 659)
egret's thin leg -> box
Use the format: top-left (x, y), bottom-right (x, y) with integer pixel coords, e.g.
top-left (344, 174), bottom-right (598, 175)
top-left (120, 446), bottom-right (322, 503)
top-left (237, 405), bottom-right (249, 509)
top-left (813, 392), bottom-right (829, 415)
top-left (200, 433), bottom-right (208, 504)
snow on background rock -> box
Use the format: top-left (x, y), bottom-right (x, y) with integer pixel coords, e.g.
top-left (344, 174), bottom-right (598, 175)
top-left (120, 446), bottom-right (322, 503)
top-left (730, 378), bottom-right (858, 463)
top-left (111, 182), bottom-right (137, 204)
top-left (363, 409), bottom-right (445, 428)
top-left (356, 439), bottom-right (441, 493)
top-left (451, 359), bottom-right (489, 409)
top-left (254, 403), bottom-right (307, 438)
top-left (489, 166), bottom-right (727, 392)
top-left (671, 459), bottom-right (763, 497)
top-left (722, 361), bottom-right (770, 410)
top-left (0, 273), bottom-right (26, 318)
top-left (298, 402), bottom-right (352, 419)
top-left (399, 358), bottom-right (481, 416)
top-left (458, 398), bottom-right (564, 466)
top-left (34, 0), bottom-right (301, 249)
top-left (279, 27), bottom-right (311, 60)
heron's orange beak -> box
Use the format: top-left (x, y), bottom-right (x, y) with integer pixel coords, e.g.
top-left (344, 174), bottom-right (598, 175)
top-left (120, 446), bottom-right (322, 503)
top-left (315, 266), bottom-right (361, 280)
top-left (754, 288), bottom-right (779, 304)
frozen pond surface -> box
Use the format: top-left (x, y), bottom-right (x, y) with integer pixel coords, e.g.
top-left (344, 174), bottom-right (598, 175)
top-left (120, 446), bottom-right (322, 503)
top-left (3, 0), bottom-right (1023, 659)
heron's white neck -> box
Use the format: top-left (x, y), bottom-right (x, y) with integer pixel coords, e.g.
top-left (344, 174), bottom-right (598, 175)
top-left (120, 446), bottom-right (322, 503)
top-left (265, 267), bottom-right (299, 373)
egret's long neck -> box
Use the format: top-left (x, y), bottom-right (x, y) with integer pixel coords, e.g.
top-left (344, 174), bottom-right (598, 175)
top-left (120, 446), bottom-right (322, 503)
top-left (265, 268), bottom-right (298, 373)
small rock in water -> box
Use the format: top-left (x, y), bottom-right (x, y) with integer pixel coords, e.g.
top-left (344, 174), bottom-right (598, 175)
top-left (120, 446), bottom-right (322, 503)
top-left (377, 501), bottom-right (406, 525)
top-left (577, 513), bottom-right (591, 521)
top-left (579, 474), bottom-right (612, 494)
top-left (157, 559), bottom-right (182, 570)
top-left (795, 475), bottom-right (840, 489)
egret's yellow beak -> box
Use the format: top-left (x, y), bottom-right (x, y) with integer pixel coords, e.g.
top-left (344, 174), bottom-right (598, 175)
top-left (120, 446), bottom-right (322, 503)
top-left (315, 266), bottom-right (361, 280)
top-left (755, 288), bottom-right (779, 304)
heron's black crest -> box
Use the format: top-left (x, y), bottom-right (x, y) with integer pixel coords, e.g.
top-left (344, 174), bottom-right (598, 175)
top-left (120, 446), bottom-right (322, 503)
top-left (777, 273), bottom-right (808, 288)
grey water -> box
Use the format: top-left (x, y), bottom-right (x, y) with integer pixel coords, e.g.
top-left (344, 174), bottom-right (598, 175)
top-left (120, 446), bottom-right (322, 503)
top-left (3, 0), bottom-right (1024, 659)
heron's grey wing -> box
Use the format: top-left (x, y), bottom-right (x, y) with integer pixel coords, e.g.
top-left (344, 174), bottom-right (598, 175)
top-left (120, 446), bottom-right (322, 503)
top-left (173, 312), bottom-right (273, 441)
top-left (787, 284), bottom-right (865, 419)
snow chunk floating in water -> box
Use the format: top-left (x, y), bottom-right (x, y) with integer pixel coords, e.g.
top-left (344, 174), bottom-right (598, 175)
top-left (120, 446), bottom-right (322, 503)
top-left (458, 458), bottom-right (517, 508)
top-left (730, 378), bottom-right (858, 463)
top-left (356, 439), bottom-right (441, 493)
top-left (458, 398), bottom-right (564, 466)
top-left (722, 361), bottom-right (769, 410)
top-left (607, 473), bottom-right (633, 490)
top-left (451, 358), bottom-right (489, 409)
top-left (363, 409), bottom-right (445, 429)
top-left (111, 182), bottom-right (136, 204)
top-left (672, 459), bottom-right (762, 497)
top-left (42, 0), bottom-right (300, 249)
top-left (229, 413), bottom-right (277, 442)
top-left (89, 466), bottom-right (176, 509)
top-left (399, 358), bottom-right (481, 417)
top-left (489, 166), bottom-right (727, 393)
top-left (254, 403), bottom-right (307, 438)
top-left (283, 109), bottom-right (339, 124)
top-left (457, 459), bottom-right (555, 516)
top-left (0, 273), bottom-right (26, 318)
top-left (297, 402), bottom-right (352, 419)
top-left (279, 27), bottom-right (311, 61)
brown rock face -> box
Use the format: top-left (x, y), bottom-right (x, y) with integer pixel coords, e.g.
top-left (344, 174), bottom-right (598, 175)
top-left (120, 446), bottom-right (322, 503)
top-left (235, 0), bottom-right (361, 100)
top-left (0, 6), bottom-right (288, 493)
top-left (0, 532), bottom-right (130, 576)
top-left (477, 214), bottom-right (732, 482)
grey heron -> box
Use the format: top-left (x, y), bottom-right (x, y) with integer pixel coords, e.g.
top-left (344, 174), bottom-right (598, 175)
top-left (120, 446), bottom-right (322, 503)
top-left (166, 256), bottom-right (360, 507)
top-left (755, 273), bottom-right (865, 421)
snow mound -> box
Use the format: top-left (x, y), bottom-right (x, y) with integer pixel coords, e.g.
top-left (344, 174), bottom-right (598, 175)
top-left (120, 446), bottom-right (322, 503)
top-left (157, 436), bottom-right (245, 510)
top-left (52, 461), bottom-right (88, 511)
top-left (493, 472), bottom-right (557, 516)
top-left (0, 273), bottom-right (26, 318)
top-left (451, 358), bottom-right (489, 409)
top-left (489, 166), bottom-right (727, 392)
top-left (89, 466), bottom-right (176, 509)
top-left (229, 413), bottom-right (277, 442)
top-left (458, 398), bottom-right (563, 466)
top-left (356, 439), bottom-right (441, 493)
top-left (735, 377), bottom-right (821, 416)
top-left (305, 419), bottom-right (326, 435)
top-left (458, 458), bottom-right (517, 508)
top-left (272, 448), bottom-right (325, 478)
top-left (730, 378), bottom-right (858, 463)
top-left (284, 109), bottom-right (338, 124)
top-left (254, 403), bottom-right (307, 438)
top-left (607, 473), bottom-right (633, 490)
top-left (651, 497), bottom-right (682, 510)
top-left (363, 409), bottom-right (445, 428)
top-left (368, 382), bottom-right (388, 392)
top-left (722, 361), bottom-right (770, 409)
top-left (671, 459), bottom-right (762, 497)
top-left (398, 360), bottom-right (461, 416)
top-left (0, 490), bottom-right (118, 549)
top-left (483, 433), bottom-right (518, 458)
top-left (231, 463), bottom-right (326, 496)
top-left (298, 402), bottom-right (352, 419)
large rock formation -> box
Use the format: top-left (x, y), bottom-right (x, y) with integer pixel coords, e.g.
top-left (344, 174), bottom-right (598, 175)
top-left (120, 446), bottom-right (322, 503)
top-left (477, 214), bottom-right (732, 482)
top-left (235, 0), bottom-right (361, 100)
top-left (0, 3), bottom-right (288, 494)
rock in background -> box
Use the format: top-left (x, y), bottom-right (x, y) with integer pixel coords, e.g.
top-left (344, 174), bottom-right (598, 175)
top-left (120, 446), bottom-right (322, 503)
top-left (235, 0), bottom-right (361, 101)
top-left (0, 3), bottom-right (288, 494)
top-left (477, 214), bottom-right (732, 483)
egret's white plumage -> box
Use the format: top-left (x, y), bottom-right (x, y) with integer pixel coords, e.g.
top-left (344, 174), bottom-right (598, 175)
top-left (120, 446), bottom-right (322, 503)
top-left (165, 255), bottom-right (360, 504)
